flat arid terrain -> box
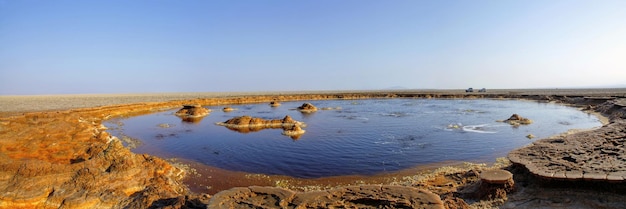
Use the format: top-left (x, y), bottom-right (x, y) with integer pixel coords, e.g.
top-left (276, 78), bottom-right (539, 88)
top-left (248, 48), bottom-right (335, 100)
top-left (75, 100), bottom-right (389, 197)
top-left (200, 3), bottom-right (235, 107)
top-left (1, 89), bottom-right (625, 208)
top-left (2, 89), bottom-right (625, 115)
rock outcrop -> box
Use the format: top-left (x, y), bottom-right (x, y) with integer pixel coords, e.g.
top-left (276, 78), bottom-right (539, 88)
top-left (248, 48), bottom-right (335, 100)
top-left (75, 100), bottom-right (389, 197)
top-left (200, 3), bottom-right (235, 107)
top-left (216, 115), bottom-right (306, 138)
top-left (0, 111), bottom-right (186, 208)
top-left (500, 114), bottom-right (532, 126)
top-left (596, 98), bottom-right (626, 120)
top-left (297, 103), bottom-right (318, 113)
top-left (508, 120), bottom-right (626, 182)
top-left (175, 105), bottom-right (210, 118)
top-left (270, 101), bottom-right (281, 107)
top-left (207, 185), bottom-right (445, 209)
top-left (217, 115), bottom-right (303, 128)
top-left (282, 125), bottom-right (306, 139)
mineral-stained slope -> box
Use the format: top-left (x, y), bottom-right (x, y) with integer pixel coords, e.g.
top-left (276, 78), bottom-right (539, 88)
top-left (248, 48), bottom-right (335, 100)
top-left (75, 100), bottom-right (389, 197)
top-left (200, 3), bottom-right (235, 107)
top-left (0, 111), bottom-right (186, 208)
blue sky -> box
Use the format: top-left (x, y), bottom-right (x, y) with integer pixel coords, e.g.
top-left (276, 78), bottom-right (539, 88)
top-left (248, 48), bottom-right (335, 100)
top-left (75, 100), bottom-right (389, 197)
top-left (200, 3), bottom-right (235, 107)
top-left (1, 0), bottom-right (625, 95)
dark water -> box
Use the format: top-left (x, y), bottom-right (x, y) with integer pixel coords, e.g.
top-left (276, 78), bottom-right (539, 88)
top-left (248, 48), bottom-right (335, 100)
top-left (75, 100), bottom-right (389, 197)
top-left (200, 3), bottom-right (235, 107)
top-left (106, 99), bottom-right (601, 178)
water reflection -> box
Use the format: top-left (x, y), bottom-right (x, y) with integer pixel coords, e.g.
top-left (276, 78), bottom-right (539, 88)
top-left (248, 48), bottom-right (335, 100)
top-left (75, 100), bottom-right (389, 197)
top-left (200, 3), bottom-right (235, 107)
top-left (178, 116), bottom-right (206, 123)
top-left (225, 125), bottom-right (303, 140)
top-left (225, 126), bottom-right (266, 133)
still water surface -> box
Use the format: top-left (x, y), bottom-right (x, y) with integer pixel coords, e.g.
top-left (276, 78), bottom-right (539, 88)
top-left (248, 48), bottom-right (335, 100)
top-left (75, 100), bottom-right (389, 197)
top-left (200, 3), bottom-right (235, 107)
top-left (106, 99), bottom-right (601, 178)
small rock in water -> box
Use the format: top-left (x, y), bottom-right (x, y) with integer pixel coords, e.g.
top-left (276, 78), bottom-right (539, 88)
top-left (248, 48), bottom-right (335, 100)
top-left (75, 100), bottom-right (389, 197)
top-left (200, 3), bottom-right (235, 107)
top-left (501, 114), bottom-right (532, 126)
top-left (175, 105), bottom-right (210, 118)
top-left (526, 134), bottom-right (535, 139)
top-left (158, 123), bottom-right (171, 128)
top-left (270, 101), bottom-right (281, 107)
top-left (297, 103), bottom-right (318, 113)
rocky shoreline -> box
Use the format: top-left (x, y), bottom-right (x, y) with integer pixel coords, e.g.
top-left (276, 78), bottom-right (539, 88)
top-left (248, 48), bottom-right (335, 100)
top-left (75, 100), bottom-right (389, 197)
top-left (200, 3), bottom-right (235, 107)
top-left (1, 89), bottom-right (625, 208)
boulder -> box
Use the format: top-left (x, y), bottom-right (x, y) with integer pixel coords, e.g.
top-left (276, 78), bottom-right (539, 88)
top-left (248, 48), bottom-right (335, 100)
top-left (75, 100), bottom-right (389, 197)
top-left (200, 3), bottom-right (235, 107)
top-left (297, 103), bottom-right (318, 113)
top-left (222, 107), bottom-right (234, 112)
top-left (282, 125), bottom-right (306, 138)
top-left (501, 114), bottom-right (532, 126)
top-left (175, 105), bottom-right (210, 118)
top-left (270, 101), bottom-right (281, 107)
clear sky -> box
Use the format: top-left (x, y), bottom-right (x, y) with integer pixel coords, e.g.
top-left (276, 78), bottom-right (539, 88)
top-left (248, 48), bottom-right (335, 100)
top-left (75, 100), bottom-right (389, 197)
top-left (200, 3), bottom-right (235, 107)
top-left (1, 0), bottom-right (625, 95)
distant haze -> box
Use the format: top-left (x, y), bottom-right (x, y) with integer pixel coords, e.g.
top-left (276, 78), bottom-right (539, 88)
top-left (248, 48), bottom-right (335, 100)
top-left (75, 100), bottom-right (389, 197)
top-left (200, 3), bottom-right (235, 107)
top-left (1, 0), bottom-right (625, 95)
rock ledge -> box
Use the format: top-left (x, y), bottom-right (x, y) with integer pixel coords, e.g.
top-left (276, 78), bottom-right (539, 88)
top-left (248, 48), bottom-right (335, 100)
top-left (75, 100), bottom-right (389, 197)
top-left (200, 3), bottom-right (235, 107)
top-left (208, 185), bottom-right (444, 209)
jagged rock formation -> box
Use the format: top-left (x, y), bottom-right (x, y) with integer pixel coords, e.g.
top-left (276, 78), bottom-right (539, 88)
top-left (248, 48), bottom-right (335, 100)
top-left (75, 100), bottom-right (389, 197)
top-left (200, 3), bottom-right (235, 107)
top-left (500, 114), bottom-right (532, 126)
top-left (175, 105), bottom-right (210, 118)
top-left (0, 111), bottom-right (186, 208)
top-left (282, 125), bottom-right (305, 136)
top-left (217, 115), bottom-right (303, 128)
top-left (508, 120), bottom-right (626, 182)
top-left (297, 103), bottom-right (318, 113)
top-left (207, 185), bottom-right (444, 209)
top-left (282, 125), bottom-right (306, 139)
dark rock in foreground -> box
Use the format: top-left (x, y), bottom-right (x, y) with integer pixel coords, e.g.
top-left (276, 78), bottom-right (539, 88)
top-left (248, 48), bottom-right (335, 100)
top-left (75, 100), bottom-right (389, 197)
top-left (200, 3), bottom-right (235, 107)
top-left (208, 185), bottom-right (444, 209)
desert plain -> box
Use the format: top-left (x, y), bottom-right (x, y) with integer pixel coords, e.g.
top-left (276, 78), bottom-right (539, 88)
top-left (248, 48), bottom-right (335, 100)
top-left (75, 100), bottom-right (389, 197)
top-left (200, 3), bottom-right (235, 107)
top-left (1, 89), bottom-right (625, 208)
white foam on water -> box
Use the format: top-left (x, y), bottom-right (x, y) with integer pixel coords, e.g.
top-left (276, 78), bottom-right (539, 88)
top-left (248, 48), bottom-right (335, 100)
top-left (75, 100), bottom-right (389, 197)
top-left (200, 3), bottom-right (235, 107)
top-left (462, 124), bottom-right (497, 134)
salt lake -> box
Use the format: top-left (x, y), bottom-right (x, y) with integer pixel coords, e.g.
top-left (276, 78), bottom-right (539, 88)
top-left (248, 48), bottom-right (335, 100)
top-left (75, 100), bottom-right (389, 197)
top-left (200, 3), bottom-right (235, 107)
top-left (106, 99), bottom-right (601, 178)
